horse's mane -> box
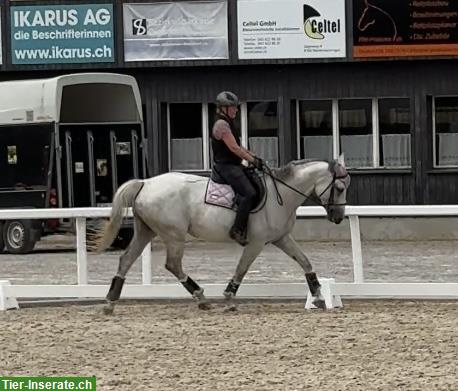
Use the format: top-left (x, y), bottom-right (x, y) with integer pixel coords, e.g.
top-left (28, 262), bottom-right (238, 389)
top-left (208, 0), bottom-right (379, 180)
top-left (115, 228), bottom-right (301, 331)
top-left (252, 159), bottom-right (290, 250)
top-left (272, 159), bottom-right (335, 181)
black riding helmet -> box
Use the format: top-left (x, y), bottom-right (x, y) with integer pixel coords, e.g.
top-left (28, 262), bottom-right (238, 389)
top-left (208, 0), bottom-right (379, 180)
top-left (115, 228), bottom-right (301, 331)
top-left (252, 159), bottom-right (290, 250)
top-left (216, 91), bottom-right (239, 107)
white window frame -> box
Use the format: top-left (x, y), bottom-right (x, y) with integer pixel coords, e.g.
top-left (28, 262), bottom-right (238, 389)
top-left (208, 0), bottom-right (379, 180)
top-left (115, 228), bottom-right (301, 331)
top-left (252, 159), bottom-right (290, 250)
top-left (167, 102), bottom-right (251, 171)
top-left (295, 99), bottom-right (337, 160)
top-left (332, 99), bottom-right (339, 159)
top-left (377, 97), bottom-right (412, 169)
top-left (372, 97), bottom-right (380, 167)
top-left (202, 103), bottom-right (210, 169)
top-left (296, 98), bottom-right (411, 169)
top-left (240, 102), bottom-right (248, 148)
top-left (245, 100), bottom-right (280, 167)
top-left (432, 96), bottom-right (458, 168)
top-left (167, 102), bottom-right (209, 172)
top-left (433, 97), bottom-right (439, 168)
top-left (338, 97), bottom-right (375, 169)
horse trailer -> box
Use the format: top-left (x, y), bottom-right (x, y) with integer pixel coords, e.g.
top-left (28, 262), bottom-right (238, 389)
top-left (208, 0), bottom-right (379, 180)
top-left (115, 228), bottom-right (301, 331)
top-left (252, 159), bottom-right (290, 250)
top-left (0, 73), bottom-right (147, 253)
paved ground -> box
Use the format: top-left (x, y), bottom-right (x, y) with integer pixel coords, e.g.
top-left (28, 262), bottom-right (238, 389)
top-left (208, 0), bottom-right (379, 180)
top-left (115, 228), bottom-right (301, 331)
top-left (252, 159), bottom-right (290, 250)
top-left (0, 235), bottom-right (457, 286)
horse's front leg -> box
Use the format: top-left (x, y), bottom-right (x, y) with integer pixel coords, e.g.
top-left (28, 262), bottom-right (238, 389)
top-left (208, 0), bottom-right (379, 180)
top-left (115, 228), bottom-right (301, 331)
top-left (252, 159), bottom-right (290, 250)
top-left (272, 234), bottom-right (326, 309)
top-left (224, 242), bottom-right (264, 311)
top-left (164, 241), bottom-right (210, 310)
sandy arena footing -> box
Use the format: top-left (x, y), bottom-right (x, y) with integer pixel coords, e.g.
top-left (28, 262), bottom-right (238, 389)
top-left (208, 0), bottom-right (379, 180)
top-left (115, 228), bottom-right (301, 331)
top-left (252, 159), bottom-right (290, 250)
top-left (0, 300), bottom-right (456, 390)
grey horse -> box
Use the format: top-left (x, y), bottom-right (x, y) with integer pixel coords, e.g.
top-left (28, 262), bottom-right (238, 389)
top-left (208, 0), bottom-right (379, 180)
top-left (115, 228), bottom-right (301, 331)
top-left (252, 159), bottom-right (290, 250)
top-left (92, 155), bottom-right (350, 314)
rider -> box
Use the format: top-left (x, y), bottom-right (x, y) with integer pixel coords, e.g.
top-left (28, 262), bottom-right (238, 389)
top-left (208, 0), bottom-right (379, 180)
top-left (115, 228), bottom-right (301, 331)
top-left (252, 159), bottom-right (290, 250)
top-left (211, 91), bottom-right (264, 246)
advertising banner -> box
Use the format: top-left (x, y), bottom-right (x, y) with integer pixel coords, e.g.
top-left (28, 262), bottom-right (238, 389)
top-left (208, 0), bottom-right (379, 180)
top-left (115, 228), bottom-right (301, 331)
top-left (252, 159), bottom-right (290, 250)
top-left (353, 0), bottom-right (458, 57)
top-left (10, 4), bottom-right (114, 65)
top-left (237, 0), bottom-right (346, 59)
top-left (123, 1), bottom-right (228, 61)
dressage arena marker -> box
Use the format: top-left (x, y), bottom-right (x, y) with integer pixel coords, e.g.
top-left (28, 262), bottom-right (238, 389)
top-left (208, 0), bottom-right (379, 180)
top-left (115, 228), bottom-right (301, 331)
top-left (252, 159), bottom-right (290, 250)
top-left (0, 280), bottom-right (19, 310)
top-left (305, 278), bottom-right (342, 309)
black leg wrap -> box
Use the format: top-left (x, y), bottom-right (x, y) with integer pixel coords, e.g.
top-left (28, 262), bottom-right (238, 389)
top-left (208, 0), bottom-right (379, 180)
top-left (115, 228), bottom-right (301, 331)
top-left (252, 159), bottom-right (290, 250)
top-left (224, 280), bottom-right (240, 296)
top-left (305, 272), bottom-right (321, 296)
top-left (106, 276), bottom-right (125, 302)
top-left (181, 276), bottom-right (201, 295)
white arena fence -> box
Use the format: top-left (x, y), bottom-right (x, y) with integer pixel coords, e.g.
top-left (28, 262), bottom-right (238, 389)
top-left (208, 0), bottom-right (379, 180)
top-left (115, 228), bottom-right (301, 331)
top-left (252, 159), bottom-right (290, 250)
top-left (0, 206), bottom-right (457, 310)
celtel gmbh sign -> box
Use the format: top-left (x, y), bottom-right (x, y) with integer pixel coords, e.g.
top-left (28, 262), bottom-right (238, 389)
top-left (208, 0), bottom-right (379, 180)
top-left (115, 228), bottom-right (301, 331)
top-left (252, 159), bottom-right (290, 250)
top-left (238, 0), bottom-right (346, 59)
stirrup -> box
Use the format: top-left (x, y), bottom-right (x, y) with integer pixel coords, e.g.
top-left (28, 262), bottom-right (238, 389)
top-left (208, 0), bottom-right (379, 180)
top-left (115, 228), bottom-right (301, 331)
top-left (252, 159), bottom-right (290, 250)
top-left (229, 227), bottom-right (248, 246)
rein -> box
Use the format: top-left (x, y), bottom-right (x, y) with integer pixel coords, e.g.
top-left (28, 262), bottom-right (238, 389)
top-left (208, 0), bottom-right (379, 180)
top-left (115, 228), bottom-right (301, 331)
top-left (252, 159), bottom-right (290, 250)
top-left (261, 164), bottom-right (348, 208)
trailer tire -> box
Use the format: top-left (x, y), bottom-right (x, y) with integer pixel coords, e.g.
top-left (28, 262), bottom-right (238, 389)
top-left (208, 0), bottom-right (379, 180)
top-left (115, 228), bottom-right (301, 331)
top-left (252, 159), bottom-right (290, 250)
top-left (0, 222), bottom-right (5, 253)
top-left (3, 220), bottom-right (37, 254)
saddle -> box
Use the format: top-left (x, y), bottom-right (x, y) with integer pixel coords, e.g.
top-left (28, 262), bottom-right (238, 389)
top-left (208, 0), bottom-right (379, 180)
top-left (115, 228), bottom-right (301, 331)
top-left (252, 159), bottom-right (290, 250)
top-left (205, 167), bottom-right (266, 212)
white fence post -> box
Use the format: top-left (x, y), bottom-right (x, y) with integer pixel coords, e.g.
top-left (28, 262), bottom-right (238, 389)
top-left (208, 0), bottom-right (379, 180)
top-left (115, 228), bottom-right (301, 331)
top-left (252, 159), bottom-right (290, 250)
top-left (76, 217), bottom-right (88, 285)
top-left (142, 242), bottom-right (152, 285)
top-left (0, 280), bottom-right (19, 310)
top-left (349, 215), bottom-right (364, 283)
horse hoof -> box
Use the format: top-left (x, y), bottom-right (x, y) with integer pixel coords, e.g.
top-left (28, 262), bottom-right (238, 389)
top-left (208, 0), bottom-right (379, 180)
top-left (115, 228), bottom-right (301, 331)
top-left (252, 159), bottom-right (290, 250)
top-left (223, 304), bottom-right (238, 312)
top-left (198, 302), bottom-right (212, 310)
top-left (313, 299), bottom-right (326, 310)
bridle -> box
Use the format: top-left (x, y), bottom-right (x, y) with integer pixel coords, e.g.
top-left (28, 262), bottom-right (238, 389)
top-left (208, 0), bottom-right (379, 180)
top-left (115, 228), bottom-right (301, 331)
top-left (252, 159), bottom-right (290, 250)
top-left (261, 165), bottom-right (349, 208)
top-left (316, 172), bottom-right (349, 208)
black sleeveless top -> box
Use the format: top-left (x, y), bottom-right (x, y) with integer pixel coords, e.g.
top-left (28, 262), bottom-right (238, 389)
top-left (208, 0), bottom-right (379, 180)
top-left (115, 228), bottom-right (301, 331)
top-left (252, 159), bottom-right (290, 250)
top-left (211, 114), bottom-right (242, 165)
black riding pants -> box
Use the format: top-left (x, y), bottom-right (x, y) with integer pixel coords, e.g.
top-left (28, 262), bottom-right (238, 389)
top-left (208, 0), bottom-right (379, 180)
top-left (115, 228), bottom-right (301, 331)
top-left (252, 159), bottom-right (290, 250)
top-left (214, 163), bottom-right (257, 233)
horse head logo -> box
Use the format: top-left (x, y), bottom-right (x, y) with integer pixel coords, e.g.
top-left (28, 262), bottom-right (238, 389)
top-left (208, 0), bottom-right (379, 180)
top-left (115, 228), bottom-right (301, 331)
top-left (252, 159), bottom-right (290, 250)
top-left (357, 0), bottom-right (397, 41)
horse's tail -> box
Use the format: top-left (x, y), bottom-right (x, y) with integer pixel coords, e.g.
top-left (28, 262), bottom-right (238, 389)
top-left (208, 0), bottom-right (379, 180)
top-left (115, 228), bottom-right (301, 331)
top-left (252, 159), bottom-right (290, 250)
top-left (89, 179), bottom-right (144, 253)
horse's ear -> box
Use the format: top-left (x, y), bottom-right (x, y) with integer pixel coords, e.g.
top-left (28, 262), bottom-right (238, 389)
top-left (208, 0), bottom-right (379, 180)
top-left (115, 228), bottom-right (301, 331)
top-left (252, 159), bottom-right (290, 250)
top-left (337, 153), bottom-right (345, 167)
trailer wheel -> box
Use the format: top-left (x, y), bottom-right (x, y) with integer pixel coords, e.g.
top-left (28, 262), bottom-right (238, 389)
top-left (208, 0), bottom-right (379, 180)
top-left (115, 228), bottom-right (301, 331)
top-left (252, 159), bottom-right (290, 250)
top-left (3, 220), bottom-right (37, 254)
top-left (0, 222), bottom-right (5, 252)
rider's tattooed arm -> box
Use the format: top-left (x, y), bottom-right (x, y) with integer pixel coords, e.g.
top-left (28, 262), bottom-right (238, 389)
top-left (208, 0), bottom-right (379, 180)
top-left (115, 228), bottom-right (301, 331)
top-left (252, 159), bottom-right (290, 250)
top-left (220, 128), bottom-right (256, 163)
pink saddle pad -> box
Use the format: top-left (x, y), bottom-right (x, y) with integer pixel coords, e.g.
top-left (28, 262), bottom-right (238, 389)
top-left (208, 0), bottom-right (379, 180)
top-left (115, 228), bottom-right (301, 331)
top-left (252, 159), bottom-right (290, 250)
top-left (205, 179), bottom-right (235, 209)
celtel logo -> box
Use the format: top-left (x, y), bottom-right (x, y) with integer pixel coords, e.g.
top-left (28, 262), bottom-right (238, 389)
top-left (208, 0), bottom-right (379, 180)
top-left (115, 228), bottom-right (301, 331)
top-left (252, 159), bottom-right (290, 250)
top-left (303, 4), bottom-right (341, 40)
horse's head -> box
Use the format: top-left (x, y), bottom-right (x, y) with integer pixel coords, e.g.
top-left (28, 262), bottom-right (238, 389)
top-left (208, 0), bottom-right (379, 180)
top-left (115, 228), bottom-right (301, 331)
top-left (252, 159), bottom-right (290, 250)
top-left (314, 154), bottom-right (350, 224)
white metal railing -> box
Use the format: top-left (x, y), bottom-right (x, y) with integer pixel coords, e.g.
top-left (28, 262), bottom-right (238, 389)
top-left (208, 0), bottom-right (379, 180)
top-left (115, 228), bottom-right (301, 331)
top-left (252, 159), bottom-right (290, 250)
top-left (0, 206), bottom-right (457, 302)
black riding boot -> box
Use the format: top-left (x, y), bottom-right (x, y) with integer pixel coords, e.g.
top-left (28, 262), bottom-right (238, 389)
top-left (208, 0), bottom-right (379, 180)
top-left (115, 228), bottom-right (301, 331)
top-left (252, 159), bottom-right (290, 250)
top-left (214, 164), bottom-right (256, 246)
top-left (229, 225), bottom-right (248, 246)
top-left (230, 197), bottom-right (252, 246)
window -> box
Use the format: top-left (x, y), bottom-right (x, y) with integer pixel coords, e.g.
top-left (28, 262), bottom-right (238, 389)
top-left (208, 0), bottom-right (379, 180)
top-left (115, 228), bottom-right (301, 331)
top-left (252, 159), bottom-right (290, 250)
top-left (339, 99), bottom-right (373, 168)
top-left (168, 103), bottom-right (203, 170)
top-left (168, 101), bottom-right (277, 171)
top-left (434, 97), bottom-right (458, 167)
top-left (297, 98), bottom-right (412, 169)
top-left (298, 100), bottom-right (333, 161)
top-left (247, 101), bottom-right (279, 167)
top-left (378, 98), bottom-right (411, 168)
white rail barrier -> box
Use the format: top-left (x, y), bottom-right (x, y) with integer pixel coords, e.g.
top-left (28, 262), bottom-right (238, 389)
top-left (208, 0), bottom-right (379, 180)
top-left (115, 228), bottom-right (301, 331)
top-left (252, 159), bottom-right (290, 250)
top-left (0, 206), bottom-right (457, 308)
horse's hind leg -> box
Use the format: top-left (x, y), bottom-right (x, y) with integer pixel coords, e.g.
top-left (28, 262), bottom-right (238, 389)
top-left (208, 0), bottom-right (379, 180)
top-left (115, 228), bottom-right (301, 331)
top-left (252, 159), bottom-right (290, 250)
top-left (164, 241), bottom-right (210, 310)
top-left (272, 233), bottom-right (325, 309)
top-left (104, 217), bottom-right (154, 315)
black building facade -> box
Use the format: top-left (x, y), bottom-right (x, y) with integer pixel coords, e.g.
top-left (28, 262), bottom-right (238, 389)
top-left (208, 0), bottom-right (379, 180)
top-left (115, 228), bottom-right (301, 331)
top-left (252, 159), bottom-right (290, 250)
top-left (1, 0), bottom-right (458, 205)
